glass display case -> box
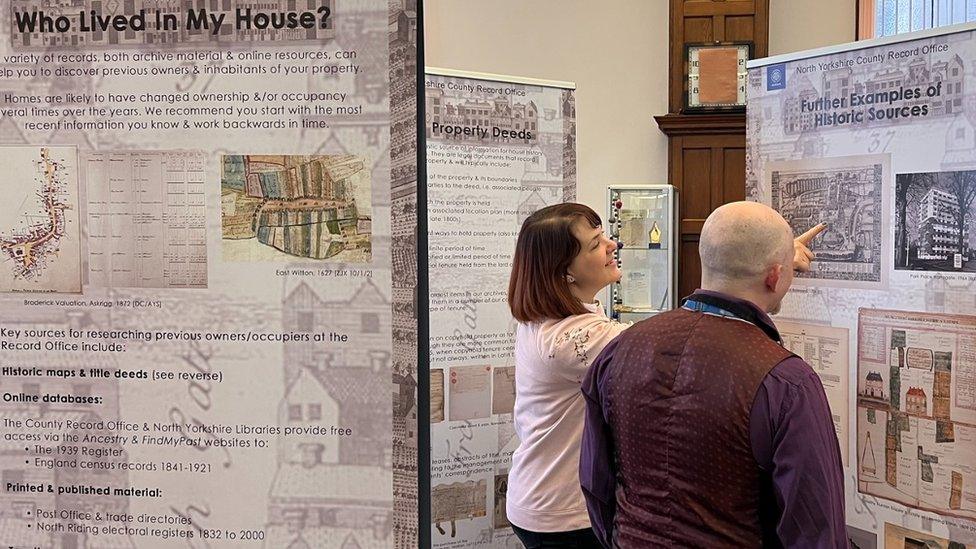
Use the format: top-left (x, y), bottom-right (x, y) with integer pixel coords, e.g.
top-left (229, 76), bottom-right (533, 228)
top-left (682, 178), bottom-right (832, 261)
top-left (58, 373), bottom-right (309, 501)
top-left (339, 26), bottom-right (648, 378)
top-left (606, 185), bottom-right (676, 322)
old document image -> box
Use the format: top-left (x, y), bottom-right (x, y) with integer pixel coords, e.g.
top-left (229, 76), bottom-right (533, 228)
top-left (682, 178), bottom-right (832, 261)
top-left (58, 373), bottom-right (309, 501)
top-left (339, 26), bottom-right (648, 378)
top-left (431, 369), bottom-right (445, 423)
top-left (895, 170), bottom-right (976, 273)
top-left (778, 321), bottom-right (851, 464)
top-left (0, 146), bottom-right (82, 293)
top-left (768, 154), bottom-right (889, 287)
top-left (491, 366), bottom-right (516, 415)
top-left (448, 365), bottom-right (492, 421)
top-left (86, 151), bottom-right (207, 288)
top-left (856, 308), bottom-right (976, 520)
top-left (432, 479), bottom-right (488, 535)
top-left (494, 473), bottom-right (511, 529)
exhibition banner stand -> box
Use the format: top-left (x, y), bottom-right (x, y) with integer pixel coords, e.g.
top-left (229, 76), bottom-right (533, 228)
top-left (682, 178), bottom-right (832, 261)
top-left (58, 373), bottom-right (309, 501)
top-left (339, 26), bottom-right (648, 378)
top-left (0, 1), bottom-right (422, 548)
top-left (747, 21), bottom-right (976, 547)
top-left (424, 68), bottom-right (577, 547)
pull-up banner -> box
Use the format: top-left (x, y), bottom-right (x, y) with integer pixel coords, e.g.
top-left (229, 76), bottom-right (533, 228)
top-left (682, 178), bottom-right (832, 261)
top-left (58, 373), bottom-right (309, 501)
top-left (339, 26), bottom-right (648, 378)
top-left (747, 22), bottom-right (976, 548)
top-left (0, 1), bottom-right (421, 548)
top-left (424, 68), bottom-right (577, 547)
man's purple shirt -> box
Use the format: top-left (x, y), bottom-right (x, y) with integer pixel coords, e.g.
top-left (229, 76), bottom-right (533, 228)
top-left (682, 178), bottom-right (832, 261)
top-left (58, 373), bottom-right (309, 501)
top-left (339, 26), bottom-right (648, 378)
top-left (579, 291), bottom-right (847, 548)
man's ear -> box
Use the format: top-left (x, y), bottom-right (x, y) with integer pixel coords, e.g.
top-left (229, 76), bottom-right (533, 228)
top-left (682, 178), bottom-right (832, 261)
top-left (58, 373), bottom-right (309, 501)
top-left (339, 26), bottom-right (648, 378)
top-left (763, 263), bottom-right (782, 292)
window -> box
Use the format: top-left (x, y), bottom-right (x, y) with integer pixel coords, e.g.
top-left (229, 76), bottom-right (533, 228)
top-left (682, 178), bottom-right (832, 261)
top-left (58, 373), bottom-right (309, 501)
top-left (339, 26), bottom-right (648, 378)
top-left (861, 0), bottom-right (976, 39)
top-left (308, 403), bottom-right (322, 421)
top-left (288, 405), bottom-right (302, 421)
top-left (299, 443), bottom-right (324, 467)
top-left (296, 311), bottom-right (314, 332)
top-left (361, 312), bottom-right (380, 333)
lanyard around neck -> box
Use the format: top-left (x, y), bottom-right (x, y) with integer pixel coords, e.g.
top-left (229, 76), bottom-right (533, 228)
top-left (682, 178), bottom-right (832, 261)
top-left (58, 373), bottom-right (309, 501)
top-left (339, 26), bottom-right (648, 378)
top-left (680, 294), bottom-right (781, 344)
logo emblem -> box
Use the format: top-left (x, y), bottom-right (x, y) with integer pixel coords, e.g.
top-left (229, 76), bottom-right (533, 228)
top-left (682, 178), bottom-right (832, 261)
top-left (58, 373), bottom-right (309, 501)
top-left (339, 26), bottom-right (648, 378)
top-left (767, 63), bottom-right (786, 91)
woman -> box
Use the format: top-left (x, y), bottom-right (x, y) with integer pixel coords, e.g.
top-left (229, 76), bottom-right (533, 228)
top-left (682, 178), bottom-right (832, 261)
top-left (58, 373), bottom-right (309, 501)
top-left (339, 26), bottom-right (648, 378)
top-left (506, 203), bottom-right (628, 548)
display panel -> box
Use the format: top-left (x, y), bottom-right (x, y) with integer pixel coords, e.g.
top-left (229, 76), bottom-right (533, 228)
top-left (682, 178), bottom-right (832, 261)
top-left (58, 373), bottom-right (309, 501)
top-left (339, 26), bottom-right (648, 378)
top-left (425, 68), bottom-right (577, 547)
top-left (748, 22), bottom-right (976, 546)
top-left (0, 1), bottom-right (422, 548)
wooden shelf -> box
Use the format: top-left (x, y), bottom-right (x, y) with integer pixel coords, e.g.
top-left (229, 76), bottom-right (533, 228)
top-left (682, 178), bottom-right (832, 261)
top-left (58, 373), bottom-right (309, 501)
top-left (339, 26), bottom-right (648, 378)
top-left (653, 113), bottom-right (746, 137)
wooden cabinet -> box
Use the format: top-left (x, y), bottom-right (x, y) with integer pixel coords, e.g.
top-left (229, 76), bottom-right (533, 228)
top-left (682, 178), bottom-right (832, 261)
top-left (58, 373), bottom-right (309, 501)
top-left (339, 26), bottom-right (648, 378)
top-left (657, 0), bottom-right (768, 299)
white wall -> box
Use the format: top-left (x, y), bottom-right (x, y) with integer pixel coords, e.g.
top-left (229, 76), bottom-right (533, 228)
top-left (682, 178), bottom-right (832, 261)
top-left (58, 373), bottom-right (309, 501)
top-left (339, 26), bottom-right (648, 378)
top-left (423, 0), bottom-right (858, 214)
top-left (423, 0), bottom-right (670, 217)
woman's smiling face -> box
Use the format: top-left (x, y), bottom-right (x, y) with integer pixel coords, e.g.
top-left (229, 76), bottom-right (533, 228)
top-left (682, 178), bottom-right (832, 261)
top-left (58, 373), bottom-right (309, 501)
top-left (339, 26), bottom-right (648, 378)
top-left (566, 219), bottom-right (621, 297)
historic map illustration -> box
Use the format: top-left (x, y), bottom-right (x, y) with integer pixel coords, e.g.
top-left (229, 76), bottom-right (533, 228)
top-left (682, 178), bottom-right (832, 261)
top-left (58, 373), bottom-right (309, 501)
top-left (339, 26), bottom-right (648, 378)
top-left (768, 154), bottom-right (888, 286)
top-left (895, 170), bottom-right (976, 273)
top-left (221, 154), bottom-right (372, 263)
top-left (86, 150), bottom-right (207, 288)
top-left (0, 146), bottom-right (81, 293)
top-left (857, 309), bottom-right (976, 521)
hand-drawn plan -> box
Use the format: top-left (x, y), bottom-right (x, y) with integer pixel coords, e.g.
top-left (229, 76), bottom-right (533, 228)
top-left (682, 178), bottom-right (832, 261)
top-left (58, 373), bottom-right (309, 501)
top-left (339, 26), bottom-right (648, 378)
top-left (885, 522), bottom-right (971, 549)
top-left (221, 154), bottom-right (372, 263)
top-left (778, 321), bottom-right (851, 464)
top-left (0, 146), bottom-right (81, 293)
top-left (857, 308), bottom-right (976, 520)
top-left (86, 151), bottom-right (207, 288)
top-left (768, 154), bottom-right (889, 287)
top-left (895, 170), bottom-right (976, 273)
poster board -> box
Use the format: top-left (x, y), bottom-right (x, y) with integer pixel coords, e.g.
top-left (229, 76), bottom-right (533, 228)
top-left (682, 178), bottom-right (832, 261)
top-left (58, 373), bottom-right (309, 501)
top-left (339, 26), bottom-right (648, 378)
top-left (424, 67), bottom-right (577, 547)
top-left (0, 1), bottom-right (422, 547)
top-left (747, 21), bottom-right (976, 546)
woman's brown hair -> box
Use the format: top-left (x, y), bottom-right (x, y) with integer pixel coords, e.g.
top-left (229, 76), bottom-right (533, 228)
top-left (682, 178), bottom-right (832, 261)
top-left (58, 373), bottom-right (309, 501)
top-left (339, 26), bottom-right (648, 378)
top-left (508, 203), bottom-right (602, 322)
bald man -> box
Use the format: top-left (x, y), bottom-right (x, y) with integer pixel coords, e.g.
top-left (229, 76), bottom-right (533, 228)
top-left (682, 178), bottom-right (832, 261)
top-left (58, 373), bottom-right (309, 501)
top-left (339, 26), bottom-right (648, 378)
top-left (579, 202), bottom-right (846, 548)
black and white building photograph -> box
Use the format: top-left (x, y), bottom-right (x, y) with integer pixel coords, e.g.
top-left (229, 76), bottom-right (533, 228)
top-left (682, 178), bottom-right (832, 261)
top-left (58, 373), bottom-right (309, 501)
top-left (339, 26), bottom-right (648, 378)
top-left (895, 169), bottom-right (976, 272)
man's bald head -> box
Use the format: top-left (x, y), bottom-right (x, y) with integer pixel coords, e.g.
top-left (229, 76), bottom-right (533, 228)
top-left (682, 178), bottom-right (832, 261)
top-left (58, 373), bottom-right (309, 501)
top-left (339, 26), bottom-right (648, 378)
top-left (699, 201), bottom-right (794, 284)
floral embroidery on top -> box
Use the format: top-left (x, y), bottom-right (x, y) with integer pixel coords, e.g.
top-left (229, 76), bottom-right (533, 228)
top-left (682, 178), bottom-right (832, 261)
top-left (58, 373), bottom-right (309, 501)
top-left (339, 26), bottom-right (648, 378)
top-left (551, 326), bottom-right (593, 365)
